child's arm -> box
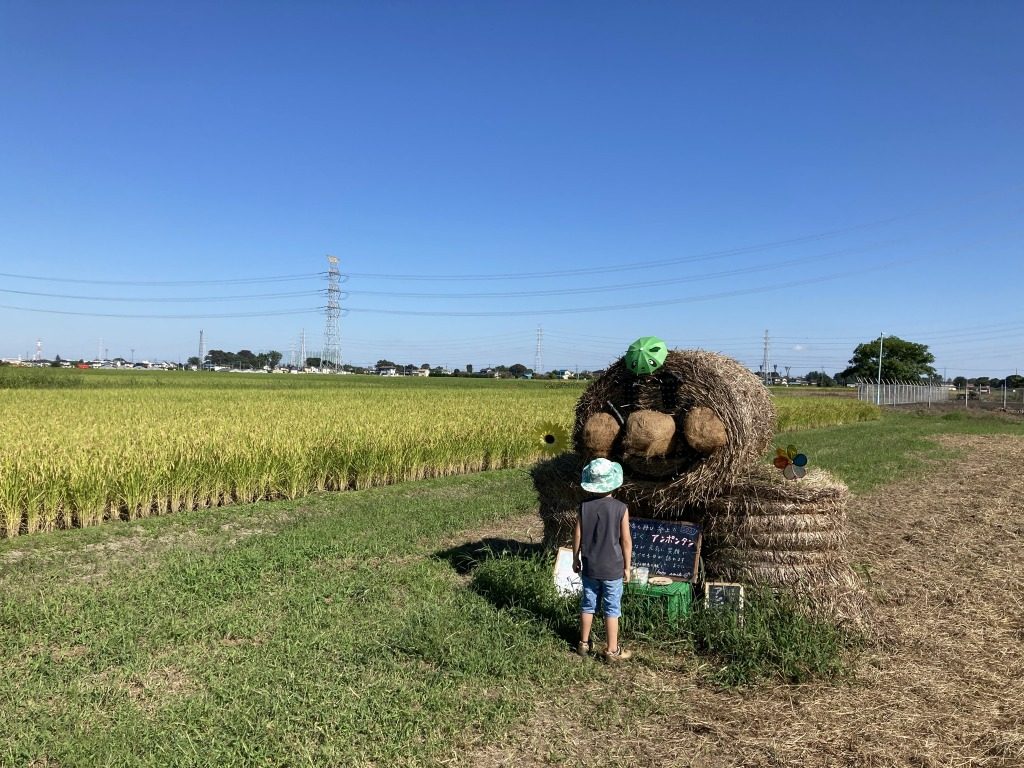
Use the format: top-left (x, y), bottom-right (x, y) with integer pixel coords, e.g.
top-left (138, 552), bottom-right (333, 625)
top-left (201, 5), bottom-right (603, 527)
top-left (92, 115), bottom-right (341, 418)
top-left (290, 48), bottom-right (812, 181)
top-left (620, 508), bottom-right (632, 582)
top-left (572, 508), bottom-right (583, 573)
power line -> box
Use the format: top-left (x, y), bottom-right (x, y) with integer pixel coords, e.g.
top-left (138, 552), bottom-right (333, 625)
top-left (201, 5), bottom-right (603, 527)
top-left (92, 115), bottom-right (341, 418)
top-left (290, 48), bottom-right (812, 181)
top-left (0, 287), bottom-right (325, 302)
top-left (340, 261), bottom-right (901, 317)
top-left (0, 271), bottom-right (325, 286)
top-left (343, 241), bottom-right (896, 299)
top-left (341, 188), bottom-right (1024, 281)
top-left (0, 303), bottom-right (323, 319)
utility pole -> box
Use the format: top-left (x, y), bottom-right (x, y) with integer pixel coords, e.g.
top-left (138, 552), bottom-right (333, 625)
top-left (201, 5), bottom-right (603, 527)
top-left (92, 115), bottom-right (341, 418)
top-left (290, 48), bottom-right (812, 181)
top-left (876, 333), bottom-right (884, 406)
top-left (534, 325), bottom-right (543, 375)
top-left (760, 330), bottom-right (770, 386)
top-left (300, 329), bottom-right (306, 370)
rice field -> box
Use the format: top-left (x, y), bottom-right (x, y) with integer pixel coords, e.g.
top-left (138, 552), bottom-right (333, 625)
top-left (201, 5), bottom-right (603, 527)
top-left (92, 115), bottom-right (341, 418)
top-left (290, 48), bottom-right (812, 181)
top-left (0, 368), bottom-right (879, 538)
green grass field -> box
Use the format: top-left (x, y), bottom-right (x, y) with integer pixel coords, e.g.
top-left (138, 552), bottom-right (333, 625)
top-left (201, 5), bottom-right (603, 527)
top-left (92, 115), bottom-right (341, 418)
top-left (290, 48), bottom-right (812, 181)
top-left (3, 409), bottom-right (1022, 766)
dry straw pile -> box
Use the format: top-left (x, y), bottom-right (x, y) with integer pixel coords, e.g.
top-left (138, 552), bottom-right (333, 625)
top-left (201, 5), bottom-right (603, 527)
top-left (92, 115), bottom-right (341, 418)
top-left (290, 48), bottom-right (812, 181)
top-left (701, 465), bottom-right (866, 625)
top-left (572, 350), bottom-right (776, 509)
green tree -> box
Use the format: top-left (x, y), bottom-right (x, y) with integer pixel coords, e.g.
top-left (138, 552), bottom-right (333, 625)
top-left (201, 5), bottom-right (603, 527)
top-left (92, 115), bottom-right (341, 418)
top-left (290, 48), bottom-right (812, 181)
top-left (805, 370), bottom-right (835, 387)
top-left (839, 336), bottom-right (937, 382)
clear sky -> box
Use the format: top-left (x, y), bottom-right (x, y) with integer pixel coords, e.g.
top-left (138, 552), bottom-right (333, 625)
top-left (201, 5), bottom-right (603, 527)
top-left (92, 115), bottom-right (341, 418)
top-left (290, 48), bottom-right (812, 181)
top-left (2, 1), bottom-right (1022, 377)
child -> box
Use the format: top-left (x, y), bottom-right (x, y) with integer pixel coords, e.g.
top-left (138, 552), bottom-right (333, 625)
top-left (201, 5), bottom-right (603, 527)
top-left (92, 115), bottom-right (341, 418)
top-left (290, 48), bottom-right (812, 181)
top-left (572, 457), bottom-right (633, 661)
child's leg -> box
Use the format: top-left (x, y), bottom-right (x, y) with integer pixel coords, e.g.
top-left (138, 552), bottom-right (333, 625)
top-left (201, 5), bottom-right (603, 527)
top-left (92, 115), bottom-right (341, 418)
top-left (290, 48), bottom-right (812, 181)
top-left (606, 616), bottom-right (619, 652)
top-left (580, 612), bottom-right (594, 643)
top-left (579, 577), bottom-right (599, 643)
top-left (602, 578), bottom-right (625, 652)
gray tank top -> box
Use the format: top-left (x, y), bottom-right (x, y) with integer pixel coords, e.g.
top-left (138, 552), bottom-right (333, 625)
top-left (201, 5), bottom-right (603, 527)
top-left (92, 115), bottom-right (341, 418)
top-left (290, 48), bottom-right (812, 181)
top-left (580, 496), bottom-right (627, 580)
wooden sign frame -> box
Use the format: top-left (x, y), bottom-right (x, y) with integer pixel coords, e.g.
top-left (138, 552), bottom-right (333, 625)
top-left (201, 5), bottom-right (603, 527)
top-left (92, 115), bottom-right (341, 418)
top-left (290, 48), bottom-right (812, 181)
top-left (703, 581), bottom-right (745, 612)
top-left (628, 517), bottom-right (702, 583)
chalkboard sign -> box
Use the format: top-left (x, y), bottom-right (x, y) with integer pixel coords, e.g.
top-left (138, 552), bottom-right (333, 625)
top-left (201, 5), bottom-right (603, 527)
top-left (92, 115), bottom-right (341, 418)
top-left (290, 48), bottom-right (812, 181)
top-left (629, 518), bottom-right (702, 582)
top-left (704, 582), bottom-right (744, 612)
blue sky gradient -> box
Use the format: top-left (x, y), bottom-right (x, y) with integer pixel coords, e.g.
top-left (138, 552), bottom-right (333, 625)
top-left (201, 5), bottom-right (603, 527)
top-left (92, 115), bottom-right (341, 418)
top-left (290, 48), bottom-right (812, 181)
top-left (2, 2), bottom-right (1022, 376)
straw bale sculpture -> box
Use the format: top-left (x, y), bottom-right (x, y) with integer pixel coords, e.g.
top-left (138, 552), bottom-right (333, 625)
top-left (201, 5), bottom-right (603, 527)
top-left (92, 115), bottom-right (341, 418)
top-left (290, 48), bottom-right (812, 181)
top-left (533, 340), bottom-right (865, 624)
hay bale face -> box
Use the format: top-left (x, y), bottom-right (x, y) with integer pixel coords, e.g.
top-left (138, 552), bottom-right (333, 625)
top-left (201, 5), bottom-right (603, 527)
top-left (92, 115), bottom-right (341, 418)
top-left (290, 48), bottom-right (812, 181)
top-left (574, 349), bottom-right (776, 509)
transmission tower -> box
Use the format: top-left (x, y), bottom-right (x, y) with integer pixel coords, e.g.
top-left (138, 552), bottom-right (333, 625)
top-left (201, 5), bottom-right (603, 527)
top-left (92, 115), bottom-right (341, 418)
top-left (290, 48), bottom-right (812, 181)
top-left (321, 255), bottom-right (342, 372)
top-left (198, 330), bottom-right (205, 369)
top-left (534, 325), bottom-right (543, 374)
top-left (34, 339), bottom-right (42, 361)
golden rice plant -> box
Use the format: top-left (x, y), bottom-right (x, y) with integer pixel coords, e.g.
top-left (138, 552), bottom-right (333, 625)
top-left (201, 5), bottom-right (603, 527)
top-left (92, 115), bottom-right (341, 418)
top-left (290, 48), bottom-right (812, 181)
top-left (0, 371), bottom-right (868, 540)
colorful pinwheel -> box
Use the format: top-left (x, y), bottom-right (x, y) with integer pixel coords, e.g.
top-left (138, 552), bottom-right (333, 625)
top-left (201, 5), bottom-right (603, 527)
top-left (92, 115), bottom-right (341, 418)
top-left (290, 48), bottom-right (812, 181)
top-left (537, 421), bottom-right (570, 456)
top-left (773, 444), bottom-right (808, 480)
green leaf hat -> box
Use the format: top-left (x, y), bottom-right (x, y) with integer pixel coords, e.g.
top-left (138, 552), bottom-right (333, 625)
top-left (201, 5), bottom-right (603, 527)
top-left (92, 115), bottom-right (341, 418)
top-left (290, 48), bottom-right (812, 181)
top-left (625, 336), bottom-right (668, 375)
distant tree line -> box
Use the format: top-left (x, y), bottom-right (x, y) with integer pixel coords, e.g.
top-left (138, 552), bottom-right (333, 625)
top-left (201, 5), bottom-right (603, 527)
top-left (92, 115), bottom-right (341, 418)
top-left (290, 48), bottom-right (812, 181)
top-left (188, 349), bottom-right (284, 369)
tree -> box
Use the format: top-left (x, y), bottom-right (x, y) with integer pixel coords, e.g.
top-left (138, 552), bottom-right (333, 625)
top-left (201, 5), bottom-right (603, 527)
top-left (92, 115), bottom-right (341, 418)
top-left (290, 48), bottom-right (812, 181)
top-left (376, 359), bottom-right (396, 369)
top-left (953, 376), bottom-right (967, 388)
top-left (839, 336), bottom-right (937, 382)
top-left (187, 356), bottom-right (201, 367)
top-left (805, 370), bottom-right (835, 387)
top-left (466, 364), bottom-right (473, 374)
top-left (509, 363), bottom-right (528, 378)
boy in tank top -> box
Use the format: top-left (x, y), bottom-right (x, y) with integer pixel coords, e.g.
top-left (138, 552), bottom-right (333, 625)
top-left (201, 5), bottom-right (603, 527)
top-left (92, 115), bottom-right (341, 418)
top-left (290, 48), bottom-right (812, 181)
top-left (572, 458), bottom-right (633, 660)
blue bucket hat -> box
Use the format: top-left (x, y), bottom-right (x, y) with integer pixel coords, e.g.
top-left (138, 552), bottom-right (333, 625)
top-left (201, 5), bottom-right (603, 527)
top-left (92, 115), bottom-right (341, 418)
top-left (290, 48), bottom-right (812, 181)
top-left (580, 458), bottom-right (624, 493)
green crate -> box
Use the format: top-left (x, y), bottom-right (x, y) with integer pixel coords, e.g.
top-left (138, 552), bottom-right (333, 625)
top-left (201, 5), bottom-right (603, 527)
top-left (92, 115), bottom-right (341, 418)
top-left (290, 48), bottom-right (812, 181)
top-left (624, 579), bottom-right (693, 624)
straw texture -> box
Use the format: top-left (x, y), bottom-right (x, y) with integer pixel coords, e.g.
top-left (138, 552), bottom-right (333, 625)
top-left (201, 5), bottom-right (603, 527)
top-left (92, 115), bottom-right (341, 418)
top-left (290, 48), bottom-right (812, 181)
top-left (573, 349), bottom-right (776, 507)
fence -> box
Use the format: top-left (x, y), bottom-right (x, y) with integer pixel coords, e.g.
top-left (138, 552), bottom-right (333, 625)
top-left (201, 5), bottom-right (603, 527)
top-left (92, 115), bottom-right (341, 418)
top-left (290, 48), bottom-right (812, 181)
top-left (856, 379), bottom-right (949, 406)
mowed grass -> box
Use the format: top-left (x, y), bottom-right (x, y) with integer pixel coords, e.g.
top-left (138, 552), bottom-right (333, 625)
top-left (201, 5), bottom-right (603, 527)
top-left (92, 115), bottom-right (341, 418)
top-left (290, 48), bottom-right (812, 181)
top-left (4, 409), bottom-right (1023, 766)
top-left (0, 471), bottom-right (602, 767)
top-left (0, 368), bottom-right (876, 540)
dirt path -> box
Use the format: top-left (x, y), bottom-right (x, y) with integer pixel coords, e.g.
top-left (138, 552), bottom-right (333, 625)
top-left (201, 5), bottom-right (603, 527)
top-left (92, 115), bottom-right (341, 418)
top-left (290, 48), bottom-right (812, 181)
top-left (463, 434), bottom-right (1024, 768)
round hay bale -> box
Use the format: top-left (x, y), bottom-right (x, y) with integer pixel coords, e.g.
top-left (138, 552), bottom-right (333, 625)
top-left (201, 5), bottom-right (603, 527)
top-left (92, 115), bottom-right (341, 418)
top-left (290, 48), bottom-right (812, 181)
top-left (573, 349), bottom-right (775, 510)
top-left (582, 412), bottom-right (619, 458)
top-left (683, 406), bottom-right (728, 453)
top-left (531, 452), bottom-right (587, 549)
top-left (700, 465), bottom-right (867, 626)
top-left (622, 410), bottom-right (676, 459)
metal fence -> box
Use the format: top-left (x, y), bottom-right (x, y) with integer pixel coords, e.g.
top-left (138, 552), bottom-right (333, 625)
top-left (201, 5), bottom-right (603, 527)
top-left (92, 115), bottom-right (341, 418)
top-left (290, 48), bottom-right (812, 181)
top-left (856, 379), bottom-right (949, 406)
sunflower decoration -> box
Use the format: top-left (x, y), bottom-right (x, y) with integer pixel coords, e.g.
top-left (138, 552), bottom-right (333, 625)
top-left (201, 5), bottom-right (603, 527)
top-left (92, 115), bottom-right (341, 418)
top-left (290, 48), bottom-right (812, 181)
top-left (537, 421), bottom-right (570, 456)
top-left (773, 444), bottom-right (808, 480)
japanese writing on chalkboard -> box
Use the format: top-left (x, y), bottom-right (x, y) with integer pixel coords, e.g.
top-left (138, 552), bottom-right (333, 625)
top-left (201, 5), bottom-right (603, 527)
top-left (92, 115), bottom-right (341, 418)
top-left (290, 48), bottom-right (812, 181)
top-left (629, 517), bottom-right (702, 581)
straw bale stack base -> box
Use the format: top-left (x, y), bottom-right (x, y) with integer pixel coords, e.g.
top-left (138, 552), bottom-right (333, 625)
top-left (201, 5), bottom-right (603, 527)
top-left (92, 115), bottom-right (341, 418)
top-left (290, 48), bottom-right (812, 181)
top-left (702, 465), bottom-right (867, 627)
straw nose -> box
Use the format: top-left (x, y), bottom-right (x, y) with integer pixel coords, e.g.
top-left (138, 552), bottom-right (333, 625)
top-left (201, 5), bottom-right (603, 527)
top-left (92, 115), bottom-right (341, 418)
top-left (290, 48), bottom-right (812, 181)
top-left (622, 409), bottom-right (676, 459)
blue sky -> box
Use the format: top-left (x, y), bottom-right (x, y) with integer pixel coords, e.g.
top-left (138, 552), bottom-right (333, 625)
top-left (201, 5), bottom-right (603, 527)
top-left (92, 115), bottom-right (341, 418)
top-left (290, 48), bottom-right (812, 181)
top-left (1, 1), bottom-right (1021, 376)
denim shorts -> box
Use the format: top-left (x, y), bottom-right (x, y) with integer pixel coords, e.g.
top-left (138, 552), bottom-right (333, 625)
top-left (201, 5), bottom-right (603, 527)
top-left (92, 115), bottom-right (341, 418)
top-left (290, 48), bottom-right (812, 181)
top-left (580, 576), bottom-right (624, 618)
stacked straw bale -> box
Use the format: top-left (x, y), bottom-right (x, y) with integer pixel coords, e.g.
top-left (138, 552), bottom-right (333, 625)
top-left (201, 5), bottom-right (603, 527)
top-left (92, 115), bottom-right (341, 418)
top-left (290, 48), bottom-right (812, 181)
top-left (572, 350), bottom-right (775, 508)
top-left (531, 452), bottom-right (587, 550)
top-left (701, 465), bottom-right (866, 625)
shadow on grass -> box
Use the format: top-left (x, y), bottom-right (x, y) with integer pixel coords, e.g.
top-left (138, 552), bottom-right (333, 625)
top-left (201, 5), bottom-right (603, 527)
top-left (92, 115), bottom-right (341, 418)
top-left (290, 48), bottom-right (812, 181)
top-left (433, 542), bottom-right (577, 646)
top-left (434, 538), bottom-right (545, 576)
